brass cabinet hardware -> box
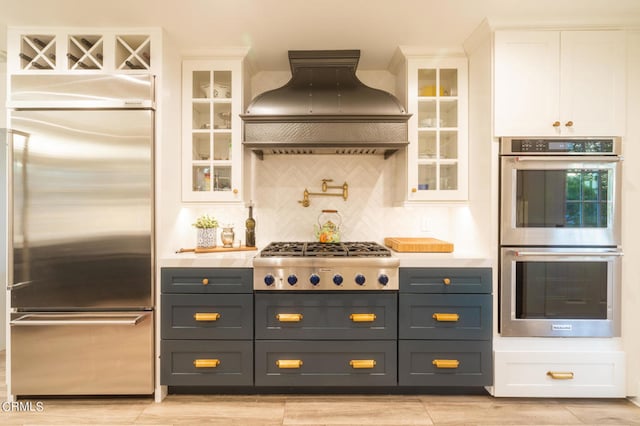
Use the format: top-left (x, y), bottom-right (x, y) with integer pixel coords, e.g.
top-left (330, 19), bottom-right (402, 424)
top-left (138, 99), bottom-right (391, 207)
top-left (349, 313), bottom-right (377, 322)
top-left (565, 121), bottom-right (574, 127)
top-left (276, 313), bottom-right (303, 322)
top-left (432, 313), bottom-right (460, 322)
top-left (193, 312), bottom-right (220, 322)
top-left (349, 359), bottom-right (377, 369)
top-left (546, 371), bottom-right (574, 380)
top-left (193, 359), bottom-right (220, 368)
top-left (432, 359), bottom-right (460, 369)
top-left (553, 121), bottom-right (561, 127)
top-left (411, 187), bottom-right (417, 193)
top-left (299, 179), bottom-right (348, 207)
top-left (233, 188), bottom-right (238, 194)
top-left (443, 278), bottom-right (451, 285)
top-left (276, 359), bottom-right (303, 369)
top-left (201, 278), bottom-right (209, 285)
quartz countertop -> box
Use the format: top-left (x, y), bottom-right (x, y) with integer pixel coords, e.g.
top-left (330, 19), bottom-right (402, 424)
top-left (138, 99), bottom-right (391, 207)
top-left (159, 249), bottom-right (494, 269)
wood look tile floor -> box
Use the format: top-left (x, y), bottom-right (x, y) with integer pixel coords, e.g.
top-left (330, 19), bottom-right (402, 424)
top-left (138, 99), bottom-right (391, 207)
top-left (1, 352), bottom-right (639, 425)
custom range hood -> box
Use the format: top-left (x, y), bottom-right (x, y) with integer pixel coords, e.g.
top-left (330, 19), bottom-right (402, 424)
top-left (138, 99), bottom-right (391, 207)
top-left (241, 50), bottom-right (411, 159)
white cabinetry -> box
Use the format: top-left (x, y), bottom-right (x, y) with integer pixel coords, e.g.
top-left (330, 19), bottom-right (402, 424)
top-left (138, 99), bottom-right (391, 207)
top-left (494, 30), bottom-right (626, 137)
top-left (7, 27), bottom-right (160, 74)
top-left (404, 56), bottom-right (469, 201)
top-left (181, 58), bottom-right (244, 202)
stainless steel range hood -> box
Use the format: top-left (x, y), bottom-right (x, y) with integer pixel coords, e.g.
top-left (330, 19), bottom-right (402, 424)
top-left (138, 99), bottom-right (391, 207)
top-left (241, 50), bottom-right (411, 159)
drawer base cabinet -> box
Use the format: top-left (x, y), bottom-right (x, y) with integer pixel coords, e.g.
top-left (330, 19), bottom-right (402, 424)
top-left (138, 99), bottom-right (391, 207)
top-left (493, 350), bottom-right (626, 397)
top-left (399, 340), bottom-right (492, 386)
top-left (255, 341), bottom-right (397, 387)
top-left (161, 340), bottom-right (253, 386)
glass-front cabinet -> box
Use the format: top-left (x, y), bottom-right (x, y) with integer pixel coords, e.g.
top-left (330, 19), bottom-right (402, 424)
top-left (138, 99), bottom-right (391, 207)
top-left (182, 59), bottom-right (243, 202)
top-left (406, 57), bottom-right (468, 201)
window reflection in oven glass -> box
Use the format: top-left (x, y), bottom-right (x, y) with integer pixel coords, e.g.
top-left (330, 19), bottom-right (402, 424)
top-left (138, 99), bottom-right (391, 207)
top-left (515, 261), bottom-right (608, 319)
top-left (516, 169), bottom-right (610, 228)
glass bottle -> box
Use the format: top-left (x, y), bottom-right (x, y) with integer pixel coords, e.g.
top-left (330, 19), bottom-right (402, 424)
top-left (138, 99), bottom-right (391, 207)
top-left (245, 203), bottom-right (256, 247)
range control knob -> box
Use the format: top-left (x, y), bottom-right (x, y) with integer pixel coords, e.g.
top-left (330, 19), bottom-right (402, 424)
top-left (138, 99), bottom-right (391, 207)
top-left (355, 274), bottom-right (366, 286)
top-left (287, 274), bottom-right (298, 286)
top-left (333, 274), bottom-right (344, 286)
top-left (309, 274), bottom-right (320, 286)
top-left (378, 274), bottom-right (390, 286)
top-left (264, 274), bottom-right (275, 287)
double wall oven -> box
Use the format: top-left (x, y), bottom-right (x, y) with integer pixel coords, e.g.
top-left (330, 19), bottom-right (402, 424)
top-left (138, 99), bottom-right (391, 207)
top-left (499, 137), bottom-right (623, 337)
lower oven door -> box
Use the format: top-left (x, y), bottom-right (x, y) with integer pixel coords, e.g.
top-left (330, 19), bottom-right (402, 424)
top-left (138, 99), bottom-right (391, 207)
top-left (10, 311), bottom-right (154, 396)
top-left (500, 247), bottom-right (622, 337)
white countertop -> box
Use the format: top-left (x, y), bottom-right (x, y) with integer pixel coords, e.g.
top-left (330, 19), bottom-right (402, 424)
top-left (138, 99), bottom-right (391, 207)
top-left (159, 249), bottom-right (494, 269)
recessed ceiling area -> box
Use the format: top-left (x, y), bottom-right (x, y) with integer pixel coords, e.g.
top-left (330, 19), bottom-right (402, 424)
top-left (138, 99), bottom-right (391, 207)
top-left (1, 0), bottom-right (639, 70)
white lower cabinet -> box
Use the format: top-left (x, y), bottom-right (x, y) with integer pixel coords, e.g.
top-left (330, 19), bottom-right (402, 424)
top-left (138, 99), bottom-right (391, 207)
top-left (493, 350), bottom-right (625, 397)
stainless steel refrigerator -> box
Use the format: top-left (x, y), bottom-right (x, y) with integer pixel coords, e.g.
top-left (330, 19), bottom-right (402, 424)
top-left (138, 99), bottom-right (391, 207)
top-left (7, 74), bottom-right (155, 396)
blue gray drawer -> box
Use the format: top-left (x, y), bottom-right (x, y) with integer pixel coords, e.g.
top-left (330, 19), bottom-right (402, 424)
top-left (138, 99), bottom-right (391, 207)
top-left (255, 293), bottom-right (397, 340)
top-left (161, 267), bottom-right (252, 294)
top-left (255, 340), bottom-right (397, 386)
top-left (400, 268), bottom-right (491, 294)
top-left (161, 294), bottom-right (253, 340)
top-left (161, 340), bottom-right (253, 386)
top-left (399, 293), bottom-right (492, 340)
top-left (398, 340), bottom-right (492, 386)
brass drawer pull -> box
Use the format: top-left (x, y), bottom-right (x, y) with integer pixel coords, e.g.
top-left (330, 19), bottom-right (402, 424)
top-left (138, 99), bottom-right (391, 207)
top-left (432, 313), bottom-right (460, 322)
top-left (193, 359), bottom-right (220, 368)
top-left (432, 359), bottom-right (460, 369)
top-left (193, 312), bottom-right (220, 322)
top-left (349, 313), bottom-right (377, 322)
top-left (349, 359), bottom-right (376, 369)
top-left (547, 371), bottom-right (574, 380)
top-left (276, 359), bottom-right (303, 369)
top-left (443, 278), bottom-right (451, 285)
top-left (276, 313), bottom-right (303, 322)
top-left (201, 278), bottom-right (209, 285)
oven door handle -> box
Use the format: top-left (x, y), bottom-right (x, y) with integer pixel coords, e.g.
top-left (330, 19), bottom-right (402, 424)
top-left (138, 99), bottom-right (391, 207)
top-left (514, 250), bottom-right (624, 257)
top-left (514, 156), bottom-right (621, 162)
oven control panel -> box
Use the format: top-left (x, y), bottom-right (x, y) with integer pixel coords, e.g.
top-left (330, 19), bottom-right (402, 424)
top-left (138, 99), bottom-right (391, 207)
top-left (501, 137), bottom-right (620, 155)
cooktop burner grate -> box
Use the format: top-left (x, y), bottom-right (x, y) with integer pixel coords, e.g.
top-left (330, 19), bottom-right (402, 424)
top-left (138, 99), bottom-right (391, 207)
top-left (260, 241), bottom-right (391, 258)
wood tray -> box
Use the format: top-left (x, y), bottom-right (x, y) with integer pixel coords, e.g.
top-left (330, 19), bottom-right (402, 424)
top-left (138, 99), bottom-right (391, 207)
top-left (384, 237), bottom-right (454, 253)
top-left (176, 246), bottom-right (258, 254)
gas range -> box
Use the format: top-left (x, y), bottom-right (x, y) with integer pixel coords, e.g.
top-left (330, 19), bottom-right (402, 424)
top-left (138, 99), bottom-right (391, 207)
top-left (253, 241), bottom-right (399, 291)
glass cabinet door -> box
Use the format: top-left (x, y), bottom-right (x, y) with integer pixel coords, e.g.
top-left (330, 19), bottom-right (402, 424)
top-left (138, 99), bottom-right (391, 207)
top-left (408, 58), bottom-right (468, 201)
top-left (182, 60), bottom-right (243, 202)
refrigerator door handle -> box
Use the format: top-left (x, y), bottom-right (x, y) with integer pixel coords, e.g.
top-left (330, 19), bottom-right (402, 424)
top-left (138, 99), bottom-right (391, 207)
top-left (10, 313), bottom-right (148, 326)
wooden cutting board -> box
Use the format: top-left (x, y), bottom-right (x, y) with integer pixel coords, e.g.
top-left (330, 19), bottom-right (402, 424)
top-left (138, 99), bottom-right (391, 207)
top-left (384, 237), bottom-right (454, 253)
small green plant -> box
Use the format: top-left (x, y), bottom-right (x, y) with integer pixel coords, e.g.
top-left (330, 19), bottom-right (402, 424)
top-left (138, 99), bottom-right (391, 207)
top-left (193, 214), bottom-right (218, 229)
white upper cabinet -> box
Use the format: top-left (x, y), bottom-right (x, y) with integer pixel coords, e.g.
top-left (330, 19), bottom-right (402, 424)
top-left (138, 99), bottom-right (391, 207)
top-left (181, 58), bottom-right (244, 202)
top-left (404, 56), bottom-right (469, 201)
top-left (494, 30), bottom-right (626, 137)
top-left (7, 28), bottom-right (160, 74)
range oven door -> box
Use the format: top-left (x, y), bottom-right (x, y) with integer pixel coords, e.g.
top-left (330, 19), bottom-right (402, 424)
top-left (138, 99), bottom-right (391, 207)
top-left (500, 155), bottom-right (621, 246)
top-left (500, 247), bottom-right (622, 337)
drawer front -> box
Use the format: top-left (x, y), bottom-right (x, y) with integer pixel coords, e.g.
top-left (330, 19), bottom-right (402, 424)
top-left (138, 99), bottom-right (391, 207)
top-left (255, 340), bottom-right (397, 386)
top-left (400, 268), bottom-right (491, 294)
top-left (161, 294), bottom-right (253, 340)
top-left (161, 267), bottom-right (252, 294)
top-left (494, 350), bottom-right (626, 397)
top-left (399, 294), bottom-right (492, 340)
top-left (161, 340), bottom-right (253, 386)
top-left (255, 293), bottom-right (397, 340)
top-left (399, 340), bottom-right (492, 386)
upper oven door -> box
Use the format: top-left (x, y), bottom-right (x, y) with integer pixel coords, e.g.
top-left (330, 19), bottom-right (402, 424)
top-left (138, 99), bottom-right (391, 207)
top-left (500, 155), bottom-right (621, 246)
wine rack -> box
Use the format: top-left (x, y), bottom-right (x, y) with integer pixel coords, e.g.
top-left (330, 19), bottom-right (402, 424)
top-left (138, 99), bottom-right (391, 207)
top-left (116, 35), bottom-right (151, 71)
top-left (19, 35), bottom-right (56, 70)
top-left (68, 35), bottom-right (104, 70)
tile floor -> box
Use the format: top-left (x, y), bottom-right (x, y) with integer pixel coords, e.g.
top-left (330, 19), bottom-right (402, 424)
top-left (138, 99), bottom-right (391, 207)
top-left (1, 352), bottom-right (639, 425)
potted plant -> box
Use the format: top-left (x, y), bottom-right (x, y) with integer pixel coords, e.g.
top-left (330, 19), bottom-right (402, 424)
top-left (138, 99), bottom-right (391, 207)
top-left (193, 214), bottom-right (218, 248)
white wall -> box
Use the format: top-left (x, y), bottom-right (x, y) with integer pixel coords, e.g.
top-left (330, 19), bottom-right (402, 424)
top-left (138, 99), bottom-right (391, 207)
top-left (623, 29), bottom-right (640, 400)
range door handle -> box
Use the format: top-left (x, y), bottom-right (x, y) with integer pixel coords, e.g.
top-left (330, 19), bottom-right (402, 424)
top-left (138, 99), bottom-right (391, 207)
top-left (349, 313), bottom-right (377, 322)
top-left (10, 313), bottom-right (148, 326)
top-left (514, 250), bottom-right (623, 257)
top-left (432, 359), bottom-right (460, 369)
top-left (432, 313), bottom-right (460, 322)
top-left (276, 313), bottom-right (303, 322)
